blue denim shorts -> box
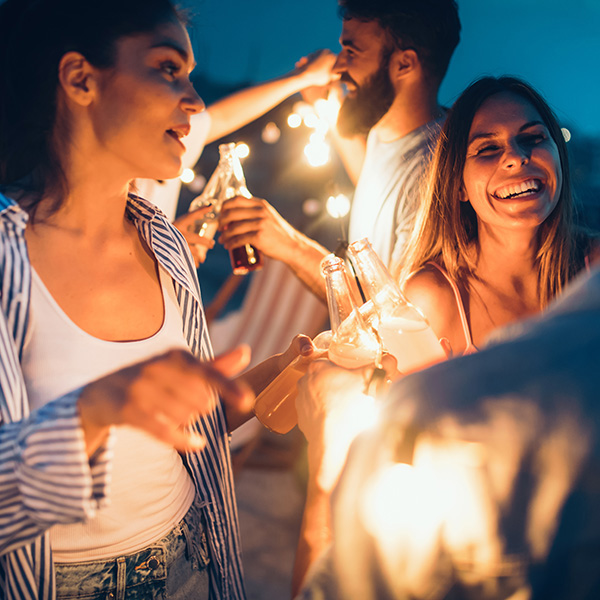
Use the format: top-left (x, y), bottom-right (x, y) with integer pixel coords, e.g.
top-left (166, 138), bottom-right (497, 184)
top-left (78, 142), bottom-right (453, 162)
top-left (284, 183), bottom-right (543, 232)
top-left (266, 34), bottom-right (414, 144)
top-left (54, 499), bottom-right (210, 600)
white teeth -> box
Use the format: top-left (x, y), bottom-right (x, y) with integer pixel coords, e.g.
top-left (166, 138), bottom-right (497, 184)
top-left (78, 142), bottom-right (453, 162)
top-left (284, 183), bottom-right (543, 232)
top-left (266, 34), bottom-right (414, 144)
top-left (495, 179), bottom-right (541, 199)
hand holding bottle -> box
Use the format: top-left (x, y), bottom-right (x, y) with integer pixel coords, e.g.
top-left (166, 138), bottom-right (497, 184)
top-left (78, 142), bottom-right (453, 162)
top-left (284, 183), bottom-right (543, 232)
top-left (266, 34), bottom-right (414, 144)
top-left (252, 331), bottom-right (331, 434)
top-left (187, 142), bottom-right (262, 273)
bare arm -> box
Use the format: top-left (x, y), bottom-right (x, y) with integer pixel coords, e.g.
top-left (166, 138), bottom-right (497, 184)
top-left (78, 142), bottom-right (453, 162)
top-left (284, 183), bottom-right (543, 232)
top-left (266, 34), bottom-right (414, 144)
top-left (403, 265), bottom-right (468, 358)
top-left (218, 196), bottom-right (330, 301)
top-left (227, 335), bottom-right (315, 431)
top-left (206, 50), bottom-right (337, 144)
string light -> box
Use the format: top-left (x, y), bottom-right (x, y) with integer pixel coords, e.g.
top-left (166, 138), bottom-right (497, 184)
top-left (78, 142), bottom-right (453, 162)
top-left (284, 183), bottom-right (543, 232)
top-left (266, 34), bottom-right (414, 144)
top-left (326, 193), bottom-right (351, 218)
top-left (287, 113), bottom-right (302, 128)
top-left (180, 168), bottom-right (195, 184)
top-left (235, 143), bottom-right (250, 159)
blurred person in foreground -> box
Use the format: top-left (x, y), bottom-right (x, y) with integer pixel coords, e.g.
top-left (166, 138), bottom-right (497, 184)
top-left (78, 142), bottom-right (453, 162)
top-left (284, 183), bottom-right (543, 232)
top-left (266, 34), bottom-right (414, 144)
top-left (0, 0), bottom-right (314, 597)
top-left (291, 76), bottom-right (599, 593)
top-left (296, 263), bottom-right (600, 600)
top-left (217, 0), bottom-right (461, 300)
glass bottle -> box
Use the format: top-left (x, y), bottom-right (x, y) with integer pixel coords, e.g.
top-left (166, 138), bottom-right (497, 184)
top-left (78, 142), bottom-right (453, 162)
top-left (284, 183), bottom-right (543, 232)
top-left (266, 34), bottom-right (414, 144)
top-left (187, 142), bottom-right (262, 274)
top-left (252, 330), bottom-right (331, 435)
top-left (252, 254), bottom-right (381, 435)
top-left (322, 254), bottom-right (382, 369)
top-left (347, 238), bottom-right (445, 373)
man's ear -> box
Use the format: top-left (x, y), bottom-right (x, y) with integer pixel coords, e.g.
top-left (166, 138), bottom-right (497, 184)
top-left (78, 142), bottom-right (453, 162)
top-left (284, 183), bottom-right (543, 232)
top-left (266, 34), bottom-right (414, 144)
top-left (389, 48), bottom-right (419, 82)
top-left (57, 51), bottom-right (97, 107)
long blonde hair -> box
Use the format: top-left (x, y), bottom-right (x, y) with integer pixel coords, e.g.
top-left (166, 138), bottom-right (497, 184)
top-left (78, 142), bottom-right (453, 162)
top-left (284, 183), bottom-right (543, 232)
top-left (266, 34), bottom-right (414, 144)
top-left (397, 76), bottom-right (589, 308)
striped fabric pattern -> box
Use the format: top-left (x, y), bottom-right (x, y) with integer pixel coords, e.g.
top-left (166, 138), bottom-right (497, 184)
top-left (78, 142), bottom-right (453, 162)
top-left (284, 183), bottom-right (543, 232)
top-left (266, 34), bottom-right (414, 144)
top-left (0, 193), bottom-right (245, 599)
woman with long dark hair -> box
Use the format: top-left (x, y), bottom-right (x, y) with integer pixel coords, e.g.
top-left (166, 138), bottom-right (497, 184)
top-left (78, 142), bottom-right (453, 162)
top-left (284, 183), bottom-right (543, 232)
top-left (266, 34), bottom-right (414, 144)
top-left (0, 1), bottom-right (310, 597)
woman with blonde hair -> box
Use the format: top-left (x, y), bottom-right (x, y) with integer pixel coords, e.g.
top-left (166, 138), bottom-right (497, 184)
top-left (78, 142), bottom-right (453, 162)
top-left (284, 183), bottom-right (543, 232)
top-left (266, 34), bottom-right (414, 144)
top-left (399, 76), bottom-right (596, 356)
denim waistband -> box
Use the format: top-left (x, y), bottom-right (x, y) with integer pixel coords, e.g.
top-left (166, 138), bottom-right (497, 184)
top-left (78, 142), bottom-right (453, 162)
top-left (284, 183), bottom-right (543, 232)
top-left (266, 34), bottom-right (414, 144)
top-left (55, 498), bottom-right (210, 600)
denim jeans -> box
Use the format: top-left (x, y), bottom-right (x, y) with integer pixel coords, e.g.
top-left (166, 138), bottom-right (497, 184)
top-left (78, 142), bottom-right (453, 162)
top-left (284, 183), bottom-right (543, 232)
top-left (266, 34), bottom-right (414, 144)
top-left (54, 499), bottom-right (210, 600)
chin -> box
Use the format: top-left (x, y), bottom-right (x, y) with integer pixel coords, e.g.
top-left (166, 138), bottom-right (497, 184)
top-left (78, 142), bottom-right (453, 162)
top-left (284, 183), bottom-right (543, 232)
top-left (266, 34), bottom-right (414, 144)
top-left (143, 160), bottom-right (183, 182)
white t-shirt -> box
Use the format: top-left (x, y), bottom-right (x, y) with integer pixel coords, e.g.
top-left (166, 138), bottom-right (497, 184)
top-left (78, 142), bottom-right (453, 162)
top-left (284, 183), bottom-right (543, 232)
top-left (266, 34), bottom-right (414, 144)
top-left (348, 118), bottom-right (443, 270)
top-left (22, 266), bottom-right (195, 561)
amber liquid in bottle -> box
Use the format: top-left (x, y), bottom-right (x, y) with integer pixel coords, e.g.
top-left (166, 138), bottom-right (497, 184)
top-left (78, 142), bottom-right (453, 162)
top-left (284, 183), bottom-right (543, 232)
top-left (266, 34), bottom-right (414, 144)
top-left (230, 244), bottom-right (263, 275)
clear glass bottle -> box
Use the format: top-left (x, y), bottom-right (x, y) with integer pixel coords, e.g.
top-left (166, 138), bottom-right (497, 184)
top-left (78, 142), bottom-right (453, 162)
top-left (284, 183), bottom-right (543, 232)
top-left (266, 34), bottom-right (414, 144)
top-left (252, 254), bottom-right (381, 435)
top-left (321, 254), bottom-right (382, 369)
top-left (188, 142), bottom-right (262, 273)
top-left (347, 238), bottom-right (445, 373)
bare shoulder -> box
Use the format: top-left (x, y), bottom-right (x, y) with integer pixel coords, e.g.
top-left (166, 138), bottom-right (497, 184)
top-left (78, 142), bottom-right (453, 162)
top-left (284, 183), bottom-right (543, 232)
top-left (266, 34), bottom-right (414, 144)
top-left (402, 264), bottom-right (467, 354)
top-left (403, 264), bottom-right (457, 318)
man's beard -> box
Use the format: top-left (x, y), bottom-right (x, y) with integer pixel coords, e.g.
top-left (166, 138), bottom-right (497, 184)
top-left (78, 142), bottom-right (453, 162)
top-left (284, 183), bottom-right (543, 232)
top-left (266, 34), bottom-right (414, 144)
top-left (337, 58), bottom-right (396, 138)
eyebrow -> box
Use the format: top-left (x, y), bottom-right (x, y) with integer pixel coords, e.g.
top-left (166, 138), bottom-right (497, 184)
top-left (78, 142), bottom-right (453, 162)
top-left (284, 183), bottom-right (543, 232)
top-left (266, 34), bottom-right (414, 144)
top-left (150, 40), bottom-right (197, 70)
top-left (468, 120), bottom-right (546, 146)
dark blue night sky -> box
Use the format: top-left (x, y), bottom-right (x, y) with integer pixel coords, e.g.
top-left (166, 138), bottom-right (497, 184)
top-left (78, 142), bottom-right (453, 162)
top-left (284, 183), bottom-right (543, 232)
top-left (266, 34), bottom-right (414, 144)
top-left (187, 0), bottom-right (600, 137)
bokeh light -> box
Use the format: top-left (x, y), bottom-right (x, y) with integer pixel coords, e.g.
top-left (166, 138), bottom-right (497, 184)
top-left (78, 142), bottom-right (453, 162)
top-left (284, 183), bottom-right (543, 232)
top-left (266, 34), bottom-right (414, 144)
top-left (287, 113), bottom-right (302, 128)
top-left (262, 122), bottom-right (281, 144)
top-left (235, 143), bottom-right (250, 159)
top-left (326, 193), bottom-right (351, 218)
top-left (304, 138), bottom-right (330, 167)
top-left (180, 168), bottom-right (195, 184)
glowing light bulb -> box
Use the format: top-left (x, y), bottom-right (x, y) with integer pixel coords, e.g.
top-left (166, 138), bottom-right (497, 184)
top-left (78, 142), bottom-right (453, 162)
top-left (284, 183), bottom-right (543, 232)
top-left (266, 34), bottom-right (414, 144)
top-left (180, 168), bottom-right (195, 184)
top-left (326, 193), bottom-right (351, 218)
top-left (314, 97), bottom-right (341, 126)
top-left (304, 139), bottom-right (330, 167)
top-left (235, 143), bottom-right (250, 159)
top-left (304, 113), bottom-right (319, 129)
top-left (287, 113), bottom-right (302, 128)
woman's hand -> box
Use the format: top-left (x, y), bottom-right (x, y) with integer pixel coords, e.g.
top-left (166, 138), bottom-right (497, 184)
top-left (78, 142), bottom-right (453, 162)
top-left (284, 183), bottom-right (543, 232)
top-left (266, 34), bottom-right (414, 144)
top-left (77, 346), bottom-right (253, 456)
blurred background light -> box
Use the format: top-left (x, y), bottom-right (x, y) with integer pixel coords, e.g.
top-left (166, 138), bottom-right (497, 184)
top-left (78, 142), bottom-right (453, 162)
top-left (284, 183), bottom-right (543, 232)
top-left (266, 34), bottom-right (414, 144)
top-left (326, 193), bottom-right (351, 218)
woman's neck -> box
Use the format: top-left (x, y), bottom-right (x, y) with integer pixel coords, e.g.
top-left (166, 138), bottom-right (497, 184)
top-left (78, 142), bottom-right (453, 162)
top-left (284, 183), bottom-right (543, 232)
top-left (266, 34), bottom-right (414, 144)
top-left (35, 147), bottom-right (134, 240)
top-left (471, 224), bottom-right (540, 300)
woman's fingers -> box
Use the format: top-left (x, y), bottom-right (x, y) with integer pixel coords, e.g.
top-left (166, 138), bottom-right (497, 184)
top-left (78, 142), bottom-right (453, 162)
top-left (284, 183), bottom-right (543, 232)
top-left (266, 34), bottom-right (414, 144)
top-left (78, 348), bottom-right (253, 455)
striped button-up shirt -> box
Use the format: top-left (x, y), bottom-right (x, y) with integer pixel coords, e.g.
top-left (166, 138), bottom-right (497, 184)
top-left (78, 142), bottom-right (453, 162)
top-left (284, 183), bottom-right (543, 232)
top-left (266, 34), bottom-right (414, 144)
top-left (0, 192), bottom-right (245, 599)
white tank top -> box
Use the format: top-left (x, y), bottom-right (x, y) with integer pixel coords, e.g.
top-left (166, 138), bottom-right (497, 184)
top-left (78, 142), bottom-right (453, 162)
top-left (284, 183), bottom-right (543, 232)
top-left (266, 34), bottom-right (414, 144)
top-left (21, 266), bottom-right (195, 562)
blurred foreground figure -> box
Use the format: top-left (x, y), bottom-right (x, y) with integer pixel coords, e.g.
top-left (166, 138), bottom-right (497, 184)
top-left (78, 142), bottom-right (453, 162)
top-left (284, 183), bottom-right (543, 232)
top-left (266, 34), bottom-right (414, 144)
top-left (299, 267), bottom-right (600, 600)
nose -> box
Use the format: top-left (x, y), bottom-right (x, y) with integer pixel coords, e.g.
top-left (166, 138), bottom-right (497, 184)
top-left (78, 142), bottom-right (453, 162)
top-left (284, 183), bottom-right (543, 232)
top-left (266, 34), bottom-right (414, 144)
top-left (182, 80), bottom-right (205, 115)
top-left (502, 140), bottom-right (529, 169)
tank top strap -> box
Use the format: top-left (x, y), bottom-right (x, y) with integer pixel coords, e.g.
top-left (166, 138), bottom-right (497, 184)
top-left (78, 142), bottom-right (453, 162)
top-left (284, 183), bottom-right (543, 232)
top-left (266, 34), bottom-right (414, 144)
top-left (425, 262), bottom-right (476, 354)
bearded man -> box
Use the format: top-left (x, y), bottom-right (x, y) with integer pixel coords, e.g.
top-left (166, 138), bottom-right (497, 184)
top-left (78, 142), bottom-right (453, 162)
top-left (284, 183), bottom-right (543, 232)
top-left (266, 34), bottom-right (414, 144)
top-left (218, 0), bottom-right (461, 299)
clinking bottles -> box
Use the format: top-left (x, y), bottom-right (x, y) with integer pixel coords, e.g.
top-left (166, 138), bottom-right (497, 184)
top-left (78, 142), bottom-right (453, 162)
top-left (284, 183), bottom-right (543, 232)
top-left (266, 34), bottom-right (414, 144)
top-left (252, 254), bottom-right (381, 435)
top-left (187, 142), bottom-right (262, 274)
top-left (321, 254), bottom-right (382, 369)
top-left (347, 238), bottom-right (445, 373)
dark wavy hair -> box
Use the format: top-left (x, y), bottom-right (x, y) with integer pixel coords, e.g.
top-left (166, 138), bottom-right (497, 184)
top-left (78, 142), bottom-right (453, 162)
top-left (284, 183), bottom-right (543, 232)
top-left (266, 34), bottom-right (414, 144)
top-left (338, 0), bottom-right (460, 84)
top-left (399, 76), bottom-right (590, 308)
top-left (0, 0), bottom-right (183, 220)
